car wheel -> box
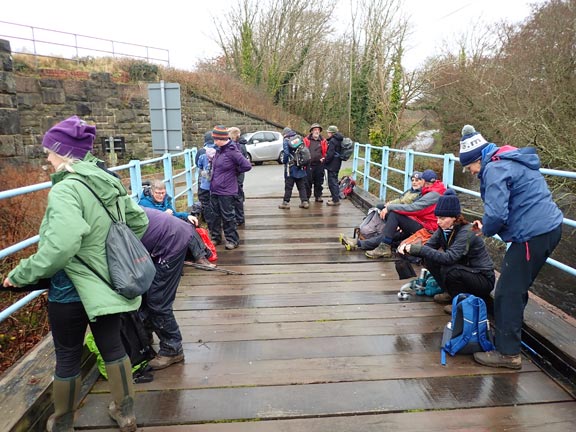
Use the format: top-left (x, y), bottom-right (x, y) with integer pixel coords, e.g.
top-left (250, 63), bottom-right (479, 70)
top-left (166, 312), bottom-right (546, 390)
top-left (254, 161), bottom-right (264, 166)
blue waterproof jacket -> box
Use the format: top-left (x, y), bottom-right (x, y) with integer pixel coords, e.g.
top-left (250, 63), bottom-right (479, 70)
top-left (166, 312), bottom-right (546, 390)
top-left (139, 193), bottom-right (189, 220)
top-left (478, 143), bottom-right (563, 242)
top-left (282, 138), bottom-right (308, 179)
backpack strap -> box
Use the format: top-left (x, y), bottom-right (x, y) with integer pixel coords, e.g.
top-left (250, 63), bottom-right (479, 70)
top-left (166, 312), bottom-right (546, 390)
top-left (475, 297), bottom-right (495, 352)
top-left (67, 177), bottom-right (122, 223)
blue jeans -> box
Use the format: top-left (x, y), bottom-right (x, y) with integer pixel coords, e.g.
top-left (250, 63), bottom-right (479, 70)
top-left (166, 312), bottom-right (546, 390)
top-left (326, 170), bottom-right (340, 202)
top-left (140, 247), bottom-right (187, 356)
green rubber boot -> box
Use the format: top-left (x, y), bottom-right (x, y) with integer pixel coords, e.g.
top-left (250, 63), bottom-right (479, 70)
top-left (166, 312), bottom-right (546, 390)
top-left (105, 356), bottom-right (137, 432)
top-left (46, 375), bottom-right (80, 432)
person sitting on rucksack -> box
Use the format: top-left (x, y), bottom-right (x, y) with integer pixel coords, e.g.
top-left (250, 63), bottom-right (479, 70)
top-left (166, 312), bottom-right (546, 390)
top-left (278, 130), bottom-right (310, 209)
top-left (364, 169), bottom-right (446, 259)
top-left (339, 171), bottom-right (425, 251)
top-left (397, 189), bottom-right (495, 313)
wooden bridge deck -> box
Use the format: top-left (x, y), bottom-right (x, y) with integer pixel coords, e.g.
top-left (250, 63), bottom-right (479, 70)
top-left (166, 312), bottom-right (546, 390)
top-left (59, 198), bottom-right (576, 430)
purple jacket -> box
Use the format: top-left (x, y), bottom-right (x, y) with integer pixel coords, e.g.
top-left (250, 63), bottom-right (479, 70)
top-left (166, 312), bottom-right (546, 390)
top-left (210, 141), bottom-right (252, 195)
top-left (140, 207), bottom-right (193, 262)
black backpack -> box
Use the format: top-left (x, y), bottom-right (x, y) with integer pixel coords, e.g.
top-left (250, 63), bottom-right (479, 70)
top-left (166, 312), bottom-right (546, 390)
top-left (120, 311), bottom-right (156, 382)
top-left (294, 145), bottom-right (311, 167)
top-left (338, 138), bottom-right (354, 161)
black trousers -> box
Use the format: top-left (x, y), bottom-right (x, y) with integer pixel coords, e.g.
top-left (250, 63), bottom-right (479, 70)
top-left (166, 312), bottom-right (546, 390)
top-left (306, 163), bottom-right (324, 199)
top-left (140, 246), bottom-right (187, 356)
top-left (283, 176), bottom-right (308, 203)
top-left (326, 169), bottom-right (340, 202)
top-left (49, 302), bottom-right (125, 378)
top-left (198, 188), bottom-right (215, 228)
top-left (494, 225), bottom-right (562, 355)
top-left (210, 194), bottom-right (239, 246)
top-left (425, 261), bottom-right (495, 303)
top-left (234, 181), bottom-right (245, 225)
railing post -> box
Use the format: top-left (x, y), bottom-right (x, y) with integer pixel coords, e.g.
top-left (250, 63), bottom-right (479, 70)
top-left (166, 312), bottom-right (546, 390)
top-left (363, 145), bottom-right (371, 192)
top-left (163, 153), bottom-right (174, 197)
top-left (404, 149), bottom-right (415, 191)
top-left (129, 159), bottom-right (143, 202)
top-left (351, 142), bottom-right (359, 180)
top-left (380, 147), bottom-right (390, 201)
top-left (184, 149), bottom-right (194, 207)
top-left (443, 153), bottom-right (456, 188)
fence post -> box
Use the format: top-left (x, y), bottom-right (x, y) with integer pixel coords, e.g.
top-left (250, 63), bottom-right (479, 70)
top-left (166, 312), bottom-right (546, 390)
top-left (351, 142), bottom-right (359, 180)
top-left (163, 153), bottom-right (174, 198)
top-left (128, 159), bottom-right (143, 201)
top-left (363, 145), bottom-right (372, 192)
top-left (380, 147), bottom-right (390, 201)
top-left (443, 153), bottom-right (456, 188)
top-left (404, 149), bottom-right (415, 191)
top-left (184, 149), bottom-right (195, 207)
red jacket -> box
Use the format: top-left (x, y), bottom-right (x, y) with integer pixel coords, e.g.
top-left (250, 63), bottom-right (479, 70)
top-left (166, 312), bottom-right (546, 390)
top-left (303, 135), bottom-right (328, 162)
top-left (392, 181), bottom-right (447, 231)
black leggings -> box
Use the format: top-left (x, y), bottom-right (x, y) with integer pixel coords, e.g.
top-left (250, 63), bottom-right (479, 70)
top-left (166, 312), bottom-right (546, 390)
top-left (48, 301), bottom-right (125, 378)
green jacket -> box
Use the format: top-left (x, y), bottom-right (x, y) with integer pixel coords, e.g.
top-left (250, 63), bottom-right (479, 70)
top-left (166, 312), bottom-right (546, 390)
top-left (9, 154), bottom-right (150, 321)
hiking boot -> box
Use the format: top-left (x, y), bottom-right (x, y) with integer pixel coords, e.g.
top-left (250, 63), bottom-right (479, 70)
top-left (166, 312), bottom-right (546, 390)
top-left (365, 243), bottom-right (392, 259)
top-left (196, 257), bottom-right (216, 268)
top-left (339, 234), bottom-right (358, 251)
top-left (299, 201), bottom-right (310, 209)
top-left (148, 353), bottom-right (185, 370)
top-left (327, 200), bottom-right (341, 206)
top-left (315, 197), bottom-right (323, 203)
top-left (278, 201), bottom-right (290, 209)
top-left (473, 351), bottom-right (522, 370)
top-left (433, 292), bottom-right (452, 304)
top-left (225, 242), bottom-right (238, 250)
top-left (443, 305), bottom-right (452, 314)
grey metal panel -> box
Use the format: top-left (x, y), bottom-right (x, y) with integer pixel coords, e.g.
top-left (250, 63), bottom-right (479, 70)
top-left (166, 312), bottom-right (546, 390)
top-left (148, 82), bottom-right (183, 154)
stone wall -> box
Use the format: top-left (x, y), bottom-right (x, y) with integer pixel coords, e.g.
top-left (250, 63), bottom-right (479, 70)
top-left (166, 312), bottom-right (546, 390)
top-left (0, 39), bottom-right (284, 162)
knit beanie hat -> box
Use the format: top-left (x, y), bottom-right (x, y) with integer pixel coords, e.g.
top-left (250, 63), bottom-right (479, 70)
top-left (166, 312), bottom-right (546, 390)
top-left (212, 125), bottom-right (229, 140)
top-left (327, 125), bottom-right (338, 133)
top-left (434, 189), bottom-right (461, 217)
top-left (282, 127), bottom-right (292, 137)
top-left (421, 169), bottom-right (437, 182)
top-left (459, 124), bottom-right (489, 166)
top-left (42, 116), bottom-right (95, 159)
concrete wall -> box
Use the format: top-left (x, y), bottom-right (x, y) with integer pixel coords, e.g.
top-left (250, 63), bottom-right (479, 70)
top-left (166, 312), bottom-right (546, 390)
top-left (0, 39), bottom-right (284, 162)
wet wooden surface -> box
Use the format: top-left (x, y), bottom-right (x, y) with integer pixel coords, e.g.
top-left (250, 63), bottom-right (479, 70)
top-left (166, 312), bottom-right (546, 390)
top-left (77, 197), bottom-right (576, 430)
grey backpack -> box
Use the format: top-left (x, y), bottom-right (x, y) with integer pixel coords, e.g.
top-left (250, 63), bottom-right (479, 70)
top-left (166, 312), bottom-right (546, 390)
top-left (70, 178), bottom-right (156, 299)
top-left (355, 207), bottom-right (386, 240)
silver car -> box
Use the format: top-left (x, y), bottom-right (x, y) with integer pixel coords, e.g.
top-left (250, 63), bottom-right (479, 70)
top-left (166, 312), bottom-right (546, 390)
top-left (242, 131), bottom-right (284, 165)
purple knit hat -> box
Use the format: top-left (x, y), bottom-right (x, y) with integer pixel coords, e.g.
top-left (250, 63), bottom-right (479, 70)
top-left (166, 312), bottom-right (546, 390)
top-left (42, 116), bottom-right (96, 159)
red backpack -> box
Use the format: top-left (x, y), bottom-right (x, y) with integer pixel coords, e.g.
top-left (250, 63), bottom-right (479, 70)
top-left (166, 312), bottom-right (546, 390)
top-left (338, 176), bottom-right (356, 199)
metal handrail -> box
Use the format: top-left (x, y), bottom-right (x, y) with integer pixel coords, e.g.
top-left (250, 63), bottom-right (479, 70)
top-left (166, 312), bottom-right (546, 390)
top-left (0, 20), bottom-right (170, 66)
top-left (0, 149), bottom-right (197, 323)
top-left (351, 142), bottom-right (576, 277)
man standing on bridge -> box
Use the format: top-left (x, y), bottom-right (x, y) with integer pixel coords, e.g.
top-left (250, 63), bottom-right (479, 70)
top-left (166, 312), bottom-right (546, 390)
top-left (459, 124), bottom-right (563, 370)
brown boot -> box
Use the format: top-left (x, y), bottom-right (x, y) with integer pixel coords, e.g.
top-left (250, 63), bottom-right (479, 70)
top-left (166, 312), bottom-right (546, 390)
top-left (473, 351), bottom-right (522, 370)
top-left (148, 352), bottom-right (185, 370)
top-left (365, 243), bottom-right (392, 259)
top-left (46, 375), bottom-right (81, 432)
top-left (196, 257), bottom-right (216, 268)
top-left (105, 356), bottom-right (137, 432)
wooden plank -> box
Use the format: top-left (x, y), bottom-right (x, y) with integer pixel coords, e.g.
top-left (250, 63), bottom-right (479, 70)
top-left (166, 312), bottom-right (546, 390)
top-left (174, 303), bottom-right (442, 324)
top-left (76, 372), bottom-right (573, 428)
top-left (175, 292), bottom-right (433, 310)
top-left (92, 352), bottom-right (539, 392)
top-left (178, 316), bottom-right (445, 342)
top-left (75, 402), bottom-right (576, 432)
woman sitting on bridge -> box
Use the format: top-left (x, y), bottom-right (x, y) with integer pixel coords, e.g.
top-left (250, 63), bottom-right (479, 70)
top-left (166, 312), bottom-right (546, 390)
top-left (397, 189), bottom-right (496, 312)
top-left (2, 116), bottom-right (144, 432)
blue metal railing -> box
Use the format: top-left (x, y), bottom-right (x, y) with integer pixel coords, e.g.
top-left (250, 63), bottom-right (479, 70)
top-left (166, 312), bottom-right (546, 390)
top-left (2, 144), bottom-right (574, 322)
top-left (0, 149), bottom-right (197, 323)
top-left (351, 142), bottom-right (576, 278)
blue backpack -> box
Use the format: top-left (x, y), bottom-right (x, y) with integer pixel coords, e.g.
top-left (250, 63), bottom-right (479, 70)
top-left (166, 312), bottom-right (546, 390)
top-left (441, 294), bottom-right (495, 365)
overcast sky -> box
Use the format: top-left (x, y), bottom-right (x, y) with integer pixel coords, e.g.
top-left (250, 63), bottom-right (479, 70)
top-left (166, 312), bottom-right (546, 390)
top-left (1, 0), bottom-right (544, 71)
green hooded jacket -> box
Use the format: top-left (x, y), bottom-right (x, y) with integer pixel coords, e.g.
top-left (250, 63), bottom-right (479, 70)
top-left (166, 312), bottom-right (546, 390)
top-left (9, 154), bottom-right (150, 320)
